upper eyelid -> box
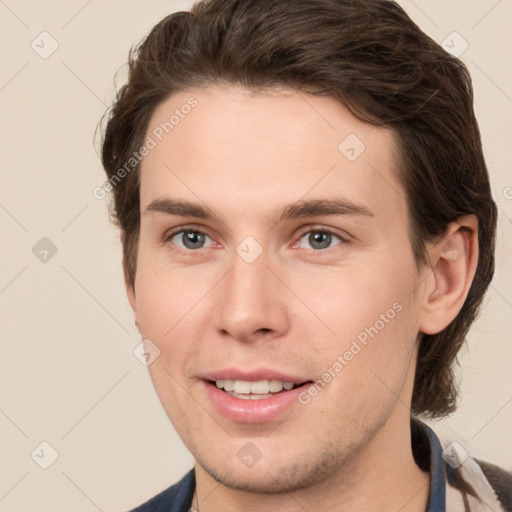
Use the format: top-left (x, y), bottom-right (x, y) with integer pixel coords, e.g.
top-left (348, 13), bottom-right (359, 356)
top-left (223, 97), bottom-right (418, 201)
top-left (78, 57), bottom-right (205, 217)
top-left (164, 224), bottom-right (214, 240)
top-left (295, 225), bottom-right (350, 242)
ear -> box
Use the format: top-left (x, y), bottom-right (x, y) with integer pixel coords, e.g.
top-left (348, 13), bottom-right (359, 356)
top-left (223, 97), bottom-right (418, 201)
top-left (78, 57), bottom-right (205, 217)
top-left (120, 230), bottom-right (141, 334)
top-left (124, 261), bottom-right (141, 335)
top-left (418, 214), bottom-right (479, 335)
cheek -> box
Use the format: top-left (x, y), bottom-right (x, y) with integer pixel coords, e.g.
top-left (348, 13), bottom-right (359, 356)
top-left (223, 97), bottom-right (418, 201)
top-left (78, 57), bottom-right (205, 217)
top-left (133, 246), bottom-right (214, 337)
top-left (287, 253), bottom-right (420, 404)
top-left (328, 293), bottom-right (419, 416)
top-left (287, 256), bottom-right (417, 346)
top-left (133, 252), bottom-right (220, 393)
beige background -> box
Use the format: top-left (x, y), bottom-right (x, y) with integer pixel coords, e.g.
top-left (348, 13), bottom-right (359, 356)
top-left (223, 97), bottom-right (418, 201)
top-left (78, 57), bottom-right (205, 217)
top-left (1, 1), bottom-right (511, 511)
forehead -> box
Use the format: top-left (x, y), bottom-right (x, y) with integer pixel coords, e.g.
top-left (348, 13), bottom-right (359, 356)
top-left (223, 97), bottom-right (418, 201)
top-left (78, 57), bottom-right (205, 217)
top-left (139, 86), bottom-right (403, 222)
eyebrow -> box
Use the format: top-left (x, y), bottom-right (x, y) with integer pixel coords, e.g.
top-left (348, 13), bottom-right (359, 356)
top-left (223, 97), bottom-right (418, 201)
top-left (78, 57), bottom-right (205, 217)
top-left (143, 197), bottom-right (374, 223)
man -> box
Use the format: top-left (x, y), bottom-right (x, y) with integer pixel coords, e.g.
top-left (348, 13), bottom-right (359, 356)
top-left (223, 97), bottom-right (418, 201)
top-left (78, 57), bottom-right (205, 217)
top-left (100, 0), bottom-right (511, 510)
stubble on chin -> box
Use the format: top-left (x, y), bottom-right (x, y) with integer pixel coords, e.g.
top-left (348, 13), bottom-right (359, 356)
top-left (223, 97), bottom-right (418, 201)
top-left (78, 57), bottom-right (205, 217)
top-left (194, 438), bottom-right (363, 495)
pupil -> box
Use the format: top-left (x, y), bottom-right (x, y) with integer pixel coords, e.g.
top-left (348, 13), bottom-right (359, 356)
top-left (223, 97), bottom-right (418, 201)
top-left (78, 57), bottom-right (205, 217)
top-left (183, 231), bottom-right (204, 249)
top-left (309, 231), bottom-right (331, 249)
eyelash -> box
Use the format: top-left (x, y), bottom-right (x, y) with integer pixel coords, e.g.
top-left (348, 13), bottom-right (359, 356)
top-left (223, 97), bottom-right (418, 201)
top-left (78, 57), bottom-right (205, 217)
top-left (294, 226), bottom-right (347, 251)
top-left (163, 224), bottom-right (349, 255)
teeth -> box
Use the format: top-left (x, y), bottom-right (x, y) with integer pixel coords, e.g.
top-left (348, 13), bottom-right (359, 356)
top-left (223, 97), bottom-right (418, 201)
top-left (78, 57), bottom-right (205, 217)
top-left (224, 379), bottom-right (235, 391)
top-left (231, 391), bottom-right (273, 400)
top-left (233, 380), bottom-right (252, 394)
top-left (214, 379), bottom-right (296, 395)
top-left (249, 380), bottom-right (270, 394)
top-left (269, 380), bottom-right (284, 392)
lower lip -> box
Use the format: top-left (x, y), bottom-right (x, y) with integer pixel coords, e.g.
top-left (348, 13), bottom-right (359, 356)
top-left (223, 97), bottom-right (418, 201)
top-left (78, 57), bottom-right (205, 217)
top-left (202, 381), bottom-right (309, 424)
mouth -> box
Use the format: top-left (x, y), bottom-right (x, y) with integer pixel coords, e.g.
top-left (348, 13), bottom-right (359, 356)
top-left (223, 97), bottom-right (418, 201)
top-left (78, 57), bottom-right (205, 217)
top-left (210, 378), bottom-right (307, 400)
top-left (201, 374), bottom-right (313, 423)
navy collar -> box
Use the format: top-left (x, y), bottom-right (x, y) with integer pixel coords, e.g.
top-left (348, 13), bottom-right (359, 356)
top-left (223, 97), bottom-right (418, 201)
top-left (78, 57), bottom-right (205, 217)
top-left (416, 419), bottom-right (446, 511)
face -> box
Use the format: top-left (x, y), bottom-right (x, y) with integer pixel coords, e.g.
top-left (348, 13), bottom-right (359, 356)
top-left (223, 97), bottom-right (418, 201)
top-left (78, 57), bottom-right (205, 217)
top-left (128, 86), bottom-right (430, 493)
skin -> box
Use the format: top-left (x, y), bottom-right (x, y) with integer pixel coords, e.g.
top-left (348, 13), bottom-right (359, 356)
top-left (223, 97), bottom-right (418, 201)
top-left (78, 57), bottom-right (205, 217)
top-left (126, 86), bottom-right (478, 511)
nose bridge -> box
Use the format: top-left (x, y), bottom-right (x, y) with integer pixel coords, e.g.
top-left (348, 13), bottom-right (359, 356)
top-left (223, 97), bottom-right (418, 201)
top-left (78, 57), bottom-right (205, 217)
top-left (214, 246), bottom-right (288, 341)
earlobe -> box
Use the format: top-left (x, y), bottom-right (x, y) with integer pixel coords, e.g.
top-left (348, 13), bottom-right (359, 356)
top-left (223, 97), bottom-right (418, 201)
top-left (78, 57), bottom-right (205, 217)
top-left (419, 215), bottom-right (479, 335)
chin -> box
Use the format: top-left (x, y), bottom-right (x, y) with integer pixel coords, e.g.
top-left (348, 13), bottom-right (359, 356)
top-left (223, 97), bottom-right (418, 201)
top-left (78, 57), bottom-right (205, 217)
top-left (195, 442), bottom-right (351, 494)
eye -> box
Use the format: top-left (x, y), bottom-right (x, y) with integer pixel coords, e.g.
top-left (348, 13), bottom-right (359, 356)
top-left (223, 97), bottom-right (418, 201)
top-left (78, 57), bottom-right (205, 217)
top-left (298, 229), bottom-right (344, 250)
top-left (169, 230), bottom-right (214, 250)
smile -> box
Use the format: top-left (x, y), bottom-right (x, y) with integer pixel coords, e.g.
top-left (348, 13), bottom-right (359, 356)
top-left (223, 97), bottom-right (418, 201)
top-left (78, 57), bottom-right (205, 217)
top-left (214, 379), bottom-right (297, 399)
top-left (202, 373), bottom-right (313, 423)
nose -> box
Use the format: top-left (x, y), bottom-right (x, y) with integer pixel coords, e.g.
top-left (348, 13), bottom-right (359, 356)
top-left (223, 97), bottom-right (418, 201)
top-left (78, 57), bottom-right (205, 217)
top-left (213, 248), bottom-right (290, 343)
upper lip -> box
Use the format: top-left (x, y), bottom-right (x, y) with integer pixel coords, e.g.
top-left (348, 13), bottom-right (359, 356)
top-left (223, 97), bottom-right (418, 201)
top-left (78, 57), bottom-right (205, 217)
top-left (202, 368), bottom-right (311, 384)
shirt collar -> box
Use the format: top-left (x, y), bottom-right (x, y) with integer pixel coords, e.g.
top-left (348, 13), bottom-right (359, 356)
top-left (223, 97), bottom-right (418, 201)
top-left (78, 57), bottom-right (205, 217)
top-left (412, 418), bottom-right (446, 511)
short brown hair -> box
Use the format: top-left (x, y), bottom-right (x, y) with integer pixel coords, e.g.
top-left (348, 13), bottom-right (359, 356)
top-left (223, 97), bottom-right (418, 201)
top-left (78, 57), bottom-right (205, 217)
top-left (100, 0), bottom-right (497, 417)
